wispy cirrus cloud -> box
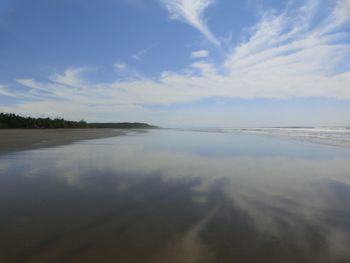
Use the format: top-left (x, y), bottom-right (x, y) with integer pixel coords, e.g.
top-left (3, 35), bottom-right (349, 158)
top-left (161, 0), bottom-right (219, 45)
top-left (48, 67), bottom-right (95, 88)
top-left (114, 62), bottom-right (143, 80)
top-left (191, 50), bottom-right (209, 58)
top-left (0, 85), bottom-right (15, 98)
top-left (132, 46), bottom-right (153, 60)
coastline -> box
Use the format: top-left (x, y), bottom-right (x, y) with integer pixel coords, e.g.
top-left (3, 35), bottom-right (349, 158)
top-left (0, 129), bottom-right (125, 155)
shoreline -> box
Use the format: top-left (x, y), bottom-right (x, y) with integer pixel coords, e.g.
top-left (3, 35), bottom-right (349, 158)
top-left (0, 129), bottom-right (126, 156)
top-left (170, 127), bottom-right (350, 149)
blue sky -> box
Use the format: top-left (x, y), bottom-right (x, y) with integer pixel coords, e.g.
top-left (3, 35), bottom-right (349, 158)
top-left (0, 0), bottom-right (350, 127)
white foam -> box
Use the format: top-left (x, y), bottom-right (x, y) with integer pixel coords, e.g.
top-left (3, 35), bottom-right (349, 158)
top-left (233, 127), bottom-right (350, 148)
top-left (177, 127), bottom-right (350, 148)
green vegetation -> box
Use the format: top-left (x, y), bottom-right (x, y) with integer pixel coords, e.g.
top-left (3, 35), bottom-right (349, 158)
top-left (0, 113), bottom-right (157, 129)
top-left (0, 113), bottom-right (88, 129)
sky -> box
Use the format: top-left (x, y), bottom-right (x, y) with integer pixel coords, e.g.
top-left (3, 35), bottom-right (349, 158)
top-left (0, 0), bottom-right (350, 127)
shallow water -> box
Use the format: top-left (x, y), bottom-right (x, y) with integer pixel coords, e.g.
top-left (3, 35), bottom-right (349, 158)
top-left (1, 130), bottom-right (350, 263)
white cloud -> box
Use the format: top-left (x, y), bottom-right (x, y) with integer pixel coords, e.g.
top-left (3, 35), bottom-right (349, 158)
top-left (161, 0), bottom-right (219, 45)
top-left (191, 50), bottom-right (209, 58)
top-left (0, 85), bottom-right (15, 97)
top-left (49, 67), bottom-right (95, 88)
top-left (132, 46), bottom-right (152, 60)
top-left (114, 63), bottom-right (127, 71)
top-left (333, 0), bottom-right (350, 23)
top-left (132, 52), bottom-right (146, 60)
top-left (190, 61), bottom-right (216, 74)
top-left (114, 62), bottom-right (143, 80)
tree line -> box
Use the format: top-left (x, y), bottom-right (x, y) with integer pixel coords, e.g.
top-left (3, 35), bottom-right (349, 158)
top-left (0, 113), bottom-right (88, 129)
top-left (0, 112), bottom-right (158, 129)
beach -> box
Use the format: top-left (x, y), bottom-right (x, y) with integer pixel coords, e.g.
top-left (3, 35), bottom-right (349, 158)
top-left (1, 129), bottom-right (350, 262)
top-left (0, 129), bottom-right (125, 155)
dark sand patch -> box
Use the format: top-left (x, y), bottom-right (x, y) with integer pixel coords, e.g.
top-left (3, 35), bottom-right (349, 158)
top-left (0, 129), bottom-right (125, 155)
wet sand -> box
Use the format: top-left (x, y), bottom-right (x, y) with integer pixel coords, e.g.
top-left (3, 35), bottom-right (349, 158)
top-left (0, 129), bottom-right (125, 155)
top-left (1, 130), bottom-right (350, 262)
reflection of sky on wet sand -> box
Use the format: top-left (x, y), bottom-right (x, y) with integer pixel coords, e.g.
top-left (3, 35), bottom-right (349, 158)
top-left (0, 130), bottom-right (350, 262)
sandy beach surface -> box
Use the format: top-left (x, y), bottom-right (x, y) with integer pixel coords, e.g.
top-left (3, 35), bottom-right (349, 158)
top-left (0, 129), bottom-right (125, 155)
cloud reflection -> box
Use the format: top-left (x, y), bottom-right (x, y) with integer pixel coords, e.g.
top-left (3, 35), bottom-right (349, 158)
top-left (1, 130), bottom-right (350, 261)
